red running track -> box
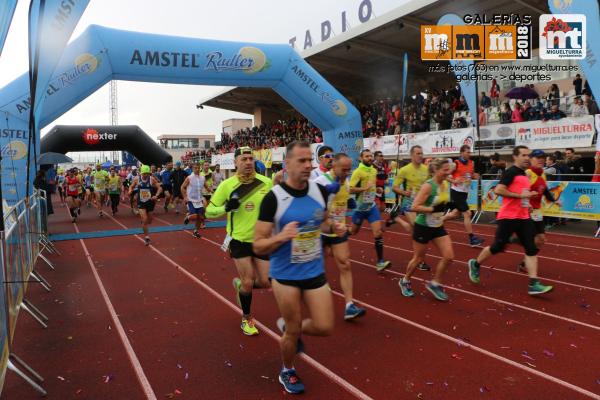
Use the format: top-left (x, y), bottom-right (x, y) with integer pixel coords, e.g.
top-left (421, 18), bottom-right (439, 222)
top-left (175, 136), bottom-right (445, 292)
top-left (2, 201), bottom-right (599, 399)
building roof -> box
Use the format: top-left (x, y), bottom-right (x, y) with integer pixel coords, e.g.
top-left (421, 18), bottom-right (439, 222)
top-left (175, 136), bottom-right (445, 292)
top-left (200, 0), bottom-right (549, 115)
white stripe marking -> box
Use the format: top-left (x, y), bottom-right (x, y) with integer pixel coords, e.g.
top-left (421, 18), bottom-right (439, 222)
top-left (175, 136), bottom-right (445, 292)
top-left (71, 218), bottom-right (157, 400)
top-left (105, 212), bottom-right (373, 400)
top-left (349, 237), bottom-right (600, 293)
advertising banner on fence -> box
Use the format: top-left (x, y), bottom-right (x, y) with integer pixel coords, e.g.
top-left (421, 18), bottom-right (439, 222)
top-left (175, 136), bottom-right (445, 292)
top-left (272, 147), bottom-right (285, 162)
top-left (409, 128), bottom-right (476, 156)
top-left (481, 180), bottom-right (502, 212)
top-left (596, 115), bottom-right (600, 152)
top-left (467, 180), bottom-right (478, 211)
top-left (543, 182), bottom-right (600, 221)
top-left (211, 153), bottom-right (235, 170)
top-left (0, 242), bottom-right (9, 393)
top-left (478, 124), bottom-right (516, 142)
top-left (515, 116), bottom-right (595, 150)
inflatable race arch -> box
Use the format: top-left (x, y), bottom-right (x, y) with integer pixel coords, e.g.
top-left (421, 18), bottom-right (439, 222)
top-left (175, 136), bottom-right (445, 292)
top-left (42, 125), bottom-right (172, 165)
top-left (0, 25), bottom-right (363, 205)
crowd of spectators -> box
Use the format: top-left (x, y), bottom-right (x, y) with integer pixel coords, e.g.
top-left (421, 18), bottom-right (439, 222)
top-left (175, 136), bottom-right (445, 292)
top-left (180, 78), bottom-right (598, 160)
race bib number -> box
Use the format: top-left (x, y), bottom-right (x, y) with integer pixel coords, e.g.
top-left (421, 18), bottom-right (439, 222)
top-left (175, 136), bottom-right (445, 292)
top-left (139, 189), bottom-right (152, 202)
top-left (192, 201), bottom-right (203, 209)
top-left (531, 209), bottom-right (543, 222)
top-left (359, 191), bottom-right (376, 211)
top-left (425, 212), bottom-right (444, 228)
top-left (291, 229), bottom-right (321, 264)
top-left (109, 184), bottom-right (118, 192)
top-left (330, 205), bottom-right (346, 223)
top-left (68, 184), bottom-right (77, 192)
top-left (221, 234), bottom-right (232, 252)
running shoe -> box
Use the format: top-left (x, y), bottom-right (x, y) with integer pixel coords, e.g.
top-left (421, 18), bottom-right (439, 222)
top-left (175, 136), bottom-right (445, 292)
top-left (425, 281), bottom-right (448, 301)
top-left (240, 317), bottom-right (259, 336)
top-left (183, 215), bottom-right (190, 225)
top-left (175, 210), bottom-right (180, 215)
top-left (376, 260), bottom-right (391, 272)
top-left (276, 317), bottom-right (305, 353)
top-left (517, 261), bottom-right (527, 273)
top-left (192, 230), bottom-right (201, 238)
top-left (98, 211), bottom-right (103, 218)
top-left (467, 259), bottom-right (480, 284)
top-left (71, 217), bottom-right (76, 223)
top-left (77, 208), bottom-right (81, 215)
top-left (232, 277), bottom-right (242, 307)
top-left (399, 279), bottom-right (414, 297)
top-left (144, 237), bottom-right (151, 246)
top-left (417, 262), bottom-right (431, 271)
top-left (469, 236), bottom-right (485, 247)
top-left (528, 280), bottom-right (553, 296)
top-left (279, 369), bottom-right (305, 394)
top-left (344, 303), bottom-right (366, 320)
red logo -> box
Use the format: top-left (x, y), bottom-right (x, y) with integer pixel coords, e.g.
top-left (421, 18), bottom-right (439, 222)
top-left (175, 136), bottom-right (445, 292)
top-left (82, 128), bottom-right (100, 145)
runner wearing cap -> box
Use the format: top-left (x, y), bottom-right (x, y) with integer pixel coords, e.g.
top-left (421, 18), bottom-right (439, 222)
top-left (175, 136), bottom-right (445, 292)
top-left (92, 164), bottom-right (109, 217)
top-left (206, 146), bottom-right (273, 336)
top-left (447, 145), bottom-right (485, 247)
top-left (170, 161), bottom-right (188, 214)
top-left (515, 149), bottom-right (561, 272)
top-left (129, 165), bottom-right (163, 245)
top-left (467, 146), bottom-right (553, 296)
top-left (253, 141), bottom-right (345, 394)
top-left (314, 153), bottom-right (366, 319)
top-left (160, 162), bottom-right (174, 212)
top-left (349, 149), bottom-right (392, 272)
top-left (181, 163), bottom-right (210, 238)
top-left (399, 158), bottom-right (459, 301)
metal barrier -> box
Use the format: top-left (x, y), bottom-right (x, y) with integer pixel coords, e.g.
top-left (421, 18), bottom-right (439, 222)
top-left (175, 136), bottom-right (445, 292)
top-left (1, 192), bottom-right (53, 396)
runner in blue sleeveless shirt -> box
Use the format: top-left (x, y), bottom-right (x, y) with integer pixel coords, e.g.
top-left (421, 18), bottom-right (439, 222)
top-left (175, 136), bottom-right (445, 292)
top-left (254, 141), bottom-right (347, 395)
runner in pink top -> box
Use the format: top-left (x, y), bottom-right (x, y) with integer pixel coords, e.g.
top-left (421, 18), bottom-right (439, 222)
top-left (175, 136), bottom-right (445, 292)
top-left (467, 146), bottom-right (553, 296)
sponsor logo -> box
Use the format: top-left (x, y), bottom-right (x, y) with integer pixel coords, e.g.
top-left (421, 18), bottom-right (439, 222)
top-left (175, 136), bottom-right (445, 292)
top-left (421, 25), bottom-right (452, 60)
top-left (552, 0), bottom-right (573, 12)
top-left (453, 26), bottom-right (484, 59)
top-left (50, 0), bottom-right (82, 31)
top-left (337, 131), bottom-right (362, 140)
top-left (130, 50), bottom-right (201, 68)
top-left (290, 65), bottom-right (347, 116)
top-left (205, 47), bottom-right (269, 74)
top-left (539, 14), bottom-right (586, 59)
top-left (15, 52), bottom-right (101, 114)
top-left (82, 128), bottom-right (118, 145)
top-left (0, 129), bottom-right (28, 139)
top-left (574, 194), bottom-right (593, 210)
top-left (1, 141), bottom-right (28, 160)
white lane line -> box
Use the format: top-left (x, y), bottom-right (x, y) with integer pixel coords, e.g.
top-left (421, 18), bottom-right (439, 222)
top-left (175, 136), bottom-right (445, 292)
top-left (330, 288), bottom-right (600, 400)
top-left (348, 257), bottom-right (600, 331)
top-left (105, 212), bottom-right (373, 400)
top-left (444, 220), bottom-right (600, 252)
top-left (349, 237), bottom-right (600, 293)
top-left (70, 216), bottom-right (157, 400)
top-left (376, 227), bottom-right (600, 268)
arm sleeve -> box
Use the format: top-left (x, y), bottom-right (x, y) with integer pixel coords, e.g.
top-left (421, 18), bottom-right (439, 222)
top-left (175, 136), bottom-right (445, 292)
top-left (205, 181), bottom-right (228, 218)
top-left (499, 168), bottom-right (517, 187)
top-left (258, 191), bottom-right (277, 223)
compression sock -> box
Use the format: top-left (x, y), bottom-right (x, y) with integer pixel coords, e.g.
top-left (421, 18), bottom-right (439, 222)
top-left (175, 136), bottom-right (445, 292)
top-left (239, 291), bottom-right (252, 316)
top-left (375, 237), bottom-right (384, 262)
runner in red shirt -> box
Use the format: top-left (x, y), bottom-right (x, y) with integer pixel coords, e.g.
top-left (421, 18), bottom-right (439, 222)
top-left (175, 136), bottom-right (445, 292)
top-left (467, 146), bottom-right (553, 296)
top-left (65, 168), bottom-right (82, 222)
top-left (515, 149), bottom-right (561, 272)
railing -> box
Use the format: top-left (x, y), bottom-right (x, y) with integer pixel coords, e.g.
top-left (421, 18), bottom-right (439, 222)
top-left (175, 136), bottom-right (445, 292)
top-left (1, 192), bottom-right (55, 396)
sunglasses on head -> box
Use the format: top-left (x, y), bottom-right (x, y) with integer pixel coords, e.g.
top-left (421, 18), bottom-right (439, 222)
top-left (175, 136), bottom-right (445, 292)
top-left (239, 146), bottom-right (252, 154)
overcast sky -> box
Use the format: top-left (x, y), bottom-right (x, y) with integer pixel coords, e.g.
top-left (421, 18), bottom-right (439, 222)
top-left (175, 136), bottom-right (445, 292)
top-left (0, 0), bottom-right (405, 141)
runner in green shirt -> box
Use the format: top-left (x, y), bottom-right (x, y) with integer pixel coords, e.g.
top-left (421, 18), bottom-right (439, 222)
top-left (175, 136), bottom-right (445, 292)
top-left (206, 146), bottom-right (273, 336)
top-left (91, 164), bottom-right (109, 217)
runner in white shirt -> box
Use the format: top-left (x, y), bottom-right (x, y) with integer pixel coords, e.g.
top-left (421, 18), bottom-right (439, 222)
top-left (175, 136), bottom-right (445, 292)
top-left (181, 163), bottom-right (211, 238)
top-left (310, 145), bottom-right (333, 180)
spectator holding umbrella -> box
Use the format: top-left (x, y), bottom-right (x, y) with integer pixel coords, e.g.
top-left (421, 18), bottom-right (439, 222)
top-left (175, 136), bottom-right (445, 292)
top-left (511, 103), bottom-right (524, 122)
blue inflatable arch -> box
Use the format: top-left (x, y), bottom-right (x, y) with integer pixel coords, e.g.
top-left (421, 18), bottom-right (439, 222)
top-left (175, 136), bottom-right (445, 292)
top-left (0, 25), bottom-right (363, 203)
